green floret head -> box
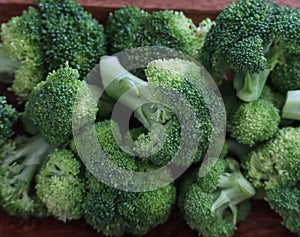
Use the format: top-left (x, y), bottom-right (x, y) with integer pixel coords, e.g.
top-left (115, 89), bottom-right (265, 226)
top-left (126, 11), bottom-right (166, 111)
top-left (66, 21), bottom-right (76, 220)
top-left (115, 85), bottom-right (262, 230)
top-left (200, 0), bottom-right (300, 102)
top-left (106, 5), bottom-right (149, 54)
top-left (24, 63), bottom-right (98, 145)
top-left (271, 54), bottom-right (300, 93)
top-left (242, 126), bottom-right (300, 189)
top-left (0, 7), bottom-right (46, 102)
top-left (184, 184), bottom-right (235, 237)
top-left (0, 96), bottom-right (18, 148)
top-left (106, 6), bottom-right (205, 58)
top-left (145, 58), bottom-right (212, 165)
top-left (197, 157), bottom-right (226, 192)
top-left (37, 0), bottom-right (107, 79)
top-left (94, 120), bottom-right (138, 171)
top-left (36, 148), bottom-right (84, 222)
top-left (265, 167), bottom-right (300, 236)
top-left (143, 10), bottom-right (202, 58)
top-left (0, 136), bottom-right (53, 218)
top-left (227, 99), bottom-right (280, 146)
top-left (133, 117), bottom-right (181, 166)
top-left (83, 170), bottom-right (176, 236)
top-left (266, 187), bottom-right (300, 235)
top-left (179, 157), bottom-right (255, 237)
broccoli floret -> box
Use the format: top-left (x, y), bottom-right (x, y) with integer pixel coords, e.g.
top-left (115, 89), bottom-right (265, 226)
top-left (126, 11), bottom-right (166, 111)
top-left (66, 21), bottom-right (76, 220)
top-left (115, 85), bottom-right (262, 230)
top-left (0, 96), bottom-right (18, 147)
top-left (266, 185), bottom-right (300, 235)
top-left (265, 172), bottom-right (300, 235)
top-left (0, 7), bottom-right (46, 102)
top-left (106, 6), bottom-right (207, 58)
top-left (200, 0), bottom-right (300, 102)
top-left (227, 99), bottom-right (280, 146)
top-left (83, 170), bottom-right (176, 236)
top-left (0, 135), bottom-right (53, 217)
top-left (242, 126), bottom-right (300, 189)
top-left (75, 120), bottom-right (176, 236)
top-left (37, 0), bottom-right (107, 79)
top-left (281, 90), bottom-right (300, 121)
top-left (142, 10), bottom-right (203, 58)
top-left (179, 158), bottom-right (255, 237)
top-left (271, 54), bottom-right (300, 93)
top-left (36, 148), bottom-right (84, 222)
top-left (24, 63), bottom-right (97, 145)
top-left (106, 5), bottom-right (149, 54)
top-left (99, 56), bottom-right (213, 166)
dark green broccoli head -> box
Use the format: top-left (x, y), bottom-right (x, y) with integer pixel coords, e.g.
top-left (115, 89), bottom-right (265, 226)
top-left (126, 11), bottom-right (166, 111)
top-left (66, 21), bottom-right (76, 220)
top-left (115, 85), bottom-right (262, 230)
top-left (36, 148), bottom-right (84, 222)
top-left (0, 96), bottom-right (18, 147)
top-left (37, 0), bottom-right (107, 79)
top-left (0, 7), bottom-right (46, 102)
top-left (143, 10), bottom-right (201, 58)
top-left (265, 167), bottom-right (300, 236)
top-left (183, 184), bottom-right (235, 237)
top-left (0, 136), bottom-right (52, 218)
top-left (179, 158), bottom-right (255, 237)
top-left (200, 0), bottom-right (300, 102)
top-left (83, 170), bottom-right (176, 236)
top-left (227, 99), bottom-right (280, 146)
top-left (106, 6), bottom-right (203, 58)
top-left (106, 5), bottom-right (149, 54)
top-left (144, 58), bottom-right (212, 165)
top-left (24, 64), bottom-right (97, 145)
top-left (242, 126), bottom-right (300, 189)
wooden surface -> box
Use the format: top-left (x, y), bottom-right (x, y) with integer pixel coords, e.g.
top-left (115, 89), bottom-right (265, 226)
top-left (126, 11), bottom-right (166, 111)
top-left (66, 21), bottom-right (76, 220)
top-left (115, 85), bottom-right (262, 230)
top-left (0, 1), bottom-right (299, 237)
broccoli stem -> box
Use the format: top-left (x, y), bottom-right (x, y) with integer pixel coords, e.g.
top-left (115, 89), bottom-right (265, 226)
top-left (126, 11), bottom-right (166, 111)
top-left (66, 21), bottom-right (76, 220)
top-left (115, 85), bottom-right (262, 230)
top-left (3, 136), bottom-right (53, 168)
top-left (235, 68), bottom-right (270, 102)
top-left (282, 90), bottom-right (300, 121)
top-left (211, 172), bottom-right (255, 224)
top-left (100, 56), bottom-right (160, 129)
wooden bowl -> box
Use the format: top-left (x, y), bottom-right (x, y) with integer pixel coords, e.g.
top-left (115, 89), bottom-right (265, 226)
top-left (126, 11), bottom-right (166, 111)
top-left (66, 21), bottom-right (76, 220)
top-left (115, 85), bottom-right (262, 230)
top-left (0, 1), bottom-right (299, 237)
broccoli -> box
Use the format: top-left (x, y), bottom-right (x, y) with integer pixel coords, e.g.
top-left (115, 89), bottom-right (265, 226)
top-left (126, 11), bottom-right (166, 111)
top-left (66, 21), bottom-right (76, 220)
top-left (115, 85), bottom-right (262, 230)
top-left (227, 99), bottom-right (280, 146)
top-left (106, 5), bottom-right (150, 54)
top-left (242, 126), bottom-right (300, 189)
top-left (0, 7), bottom-right (46, 102)
top-left (36, 148), bottom-right (84, 222)
top-left (200, 0), bottom-right (300, 102)
top-left (0, 135), bottom-right (53, 217)
top-left (23, 63), bottom-right (98, 145)
top-left (282, 90), bottom-right (300, 121)
top-left (178, 157), bottom-right (255, 237)
top-left (265, 172), bottom-right (300, 235)
top-left (37, 0), bottom-right (107, 79)
top-left (75, 120), bottom-right (176, 236)
top-left (99, 56), bottom-right (213, 166)
top-left (271, 54), bottom-right (300, 93)
top-left (0, 96), bottom-right (18, 147)
top-left (106, 6), bottom-right (209, 58)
